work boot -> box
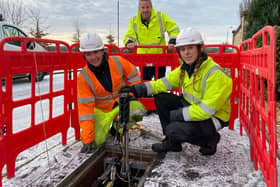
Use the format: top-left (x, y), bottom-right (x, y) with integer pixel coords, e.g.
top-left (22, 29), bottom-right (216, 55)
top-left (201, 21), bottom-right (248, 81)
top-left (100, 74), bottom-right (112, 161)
top-left (199, 133), bottom-right (220, 156)
top-left (152, 140), bottom-right (182, 153)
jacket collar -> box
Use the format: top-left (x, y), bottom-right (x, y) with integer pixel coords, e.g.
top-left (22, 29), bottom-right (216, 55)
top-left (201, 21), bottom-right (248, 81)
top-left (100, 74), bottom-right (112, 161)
top-left (180, 52), bottom-right (208, 77)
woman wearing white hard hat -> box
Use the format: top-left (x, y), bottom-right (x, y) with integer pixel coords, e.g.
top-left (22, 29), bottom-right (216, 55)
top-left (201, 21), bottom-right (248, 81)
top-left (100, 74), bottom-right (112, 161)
top-left (120, 28), bottom-right (232, 155)
top-left (77, 32), bottom-right (145, 153)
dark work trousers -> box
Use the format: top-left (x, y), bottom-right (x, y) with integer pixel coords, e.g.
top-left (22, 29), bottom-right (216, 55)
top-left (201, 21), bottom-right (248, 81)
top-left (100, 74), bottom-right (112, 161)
top-left (154, 93), bottom-right (226, 147)
top-left (143, 66), bottom-right (166, 80)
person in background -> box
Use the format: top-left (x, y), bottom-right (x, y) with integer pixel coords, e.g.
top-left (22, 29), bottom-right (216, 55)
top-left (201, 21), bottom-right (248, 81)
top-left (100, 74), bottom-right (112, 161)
top-left (123, 0), bottom-right (180, 81)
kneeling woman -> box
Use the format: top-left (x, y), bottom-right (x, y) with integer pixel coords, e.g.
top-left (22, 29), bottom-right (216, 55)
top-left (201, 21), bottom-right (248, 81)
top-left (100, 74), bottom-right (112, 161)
top-left (121, 28), bottom-right (232, 156)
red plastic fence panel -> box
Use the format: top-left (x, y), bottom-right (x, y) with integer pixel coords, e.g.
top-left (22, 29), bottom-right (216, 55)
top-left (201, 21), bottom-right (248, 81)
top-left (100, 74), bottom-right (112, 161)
top-left (120, 44), bottom-right (240, 130)
top-left (0, 41), bottom-right (242, 186)
top-left (0, 29), bottom-right (276, 186)
top-left (240, 26), bottom-right (278, 187)
top-left (0, 37), bottom-right (74, 186)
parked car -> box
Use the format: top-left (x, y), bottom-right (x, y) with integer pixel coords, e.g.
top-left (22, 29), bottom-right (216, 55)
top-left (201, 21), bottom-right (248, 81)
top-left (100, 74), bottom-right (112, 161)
top-left (0, 14), bottom-right (48, 82)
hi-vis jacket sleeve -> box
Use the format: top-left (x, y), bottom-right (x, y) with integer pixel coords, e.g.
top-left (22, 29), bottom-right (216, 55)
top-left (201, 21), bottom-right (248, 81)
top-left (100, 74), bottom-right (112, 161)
top-left (123, 17), bottom-right (137, 45)
top-left (161, 11), bottom-right (180, 40)
top-left (77, 74), bottom-right (95, 144)
top-left (144, 67), bottom-right (181, 95)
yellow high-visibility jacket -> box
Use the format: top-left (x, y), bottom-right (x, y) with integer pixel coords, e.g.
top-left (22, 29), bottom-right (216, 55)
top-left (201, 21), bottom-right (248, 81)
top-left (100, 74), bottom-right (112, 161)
top-left (143, 57), bottom-right (232, 122)
top-left (123, 8), bottom-right (179, 54)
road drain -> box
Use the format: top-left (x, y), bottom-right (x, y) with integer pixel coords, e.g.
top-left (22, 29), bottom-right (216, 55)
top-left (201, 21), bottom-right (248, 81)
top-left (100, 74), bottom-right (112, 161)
top-left (57, 144), bottom-right (157, 187)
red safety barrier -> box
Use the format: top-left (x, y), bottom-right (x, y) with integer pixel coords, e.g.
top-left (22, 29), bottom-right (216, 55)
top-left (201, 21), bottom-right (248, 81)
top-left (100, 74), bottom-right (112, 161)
top-left (0, 26), bottom-right (277, 187)
top-left (0, 37), bottom-right (78, 186)
top-left (240, 26), bottom-right (278, 187)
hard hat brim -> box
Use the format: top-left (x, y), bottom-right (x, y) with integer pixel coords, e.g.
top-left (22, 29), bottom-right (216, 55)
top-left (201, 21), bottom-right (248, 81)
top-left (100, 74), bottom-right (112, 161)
top-left (79, 45), bottom-right (104, 52)
top-left (175, 41), bottom-right (204, 48)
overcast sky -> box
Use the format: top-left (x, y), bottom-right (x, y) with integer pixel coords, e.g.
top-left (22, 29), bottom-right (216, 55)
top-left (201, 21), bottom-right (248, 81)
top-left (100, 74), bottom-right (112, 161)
top-left (23, 0), bottom-right (242, 46)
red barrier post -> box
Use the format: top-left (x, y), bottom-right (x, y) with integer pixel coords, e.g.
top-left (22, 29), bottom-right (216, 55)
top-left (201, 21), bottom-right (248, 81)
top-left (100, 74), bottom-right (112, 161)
top-left (240, 26), bottom-right (277, 187)
top-left (0, 37), bottom-right (73, 186)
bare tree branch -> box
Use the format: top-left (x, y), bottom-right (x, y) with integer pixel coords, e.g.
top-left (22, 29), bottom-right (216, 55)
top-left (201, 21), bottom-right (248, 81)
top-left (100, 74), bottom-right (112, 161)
top-left (106, 34), bottom-right (116, 45)
top-left (0, 0), bottom-right (26, 26)
top-left (239, 0), bottom-right (251, 16)
top-left (72, 18), bottom-right (83, 44)
top-left (28, 7), bottom-right (49, 39)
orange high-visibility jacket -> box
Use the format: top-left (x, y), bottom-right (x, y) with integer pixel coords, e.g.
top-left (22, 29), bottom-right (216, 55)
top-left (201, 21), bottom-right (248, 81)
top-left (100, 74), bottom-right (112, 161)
top-left (77, 55), bottom-right (141, 144)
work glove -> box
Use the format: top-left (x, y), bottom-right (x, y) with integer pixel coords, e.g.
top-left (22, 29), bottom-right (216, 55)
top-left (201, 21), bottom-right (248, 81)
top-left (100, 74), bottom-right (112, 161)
top-left (170, 108), bottom-right (185, 122)
top-left (119, 85), bottom-right (136, 95)
top-left (119, 84), bottom-right (148, 98)
top-left (80, 141), bottom-right (97, 153)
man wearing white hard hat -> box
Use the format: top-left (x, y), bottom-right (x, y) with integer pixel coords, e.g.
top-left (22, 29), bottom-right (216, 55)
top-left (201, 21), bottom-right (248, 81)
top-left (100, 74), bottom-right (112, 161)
top-left (77, 32), bottom-right (145, 153)
top-left (120, 28), bottom-right (232, 155)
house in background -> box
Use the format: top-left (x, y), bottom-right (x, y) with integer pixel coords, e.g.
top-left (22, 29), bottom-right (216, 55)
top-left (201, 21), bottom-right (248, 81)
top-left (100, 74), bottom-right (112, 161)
top-left (232, 11), bottom-right (248, 47)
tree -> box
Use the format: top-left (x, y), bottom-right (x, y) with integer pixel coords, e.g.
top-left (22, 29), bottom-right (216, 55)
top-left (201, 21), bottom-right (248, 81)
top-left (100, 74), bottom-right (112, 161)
top-left (274, 26), bottom-right (280, 100)
top-left (244, 0), bottom-right (280, 100)
top-left (239, 0), bottom-right (251, 16)
top-left (245, 0), bottom-right (280, 39)
top-left (0, 0), bottom-right (26, 26)
top-left (106, 34), bottom-right (116, 45)
top-left (72, 18), bottom-right (82, 44)
top-left (28, 7), bottom-right (49, 39)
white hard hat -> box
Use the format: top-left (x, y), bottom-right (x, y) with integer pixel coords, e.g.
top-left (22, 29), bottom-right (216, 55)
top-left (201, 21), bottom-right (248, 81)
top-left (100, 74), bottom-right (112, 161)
top-left (79, 32), bottom-right (104, 52)
top-left (175, 27), bottom-right (204, 47)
